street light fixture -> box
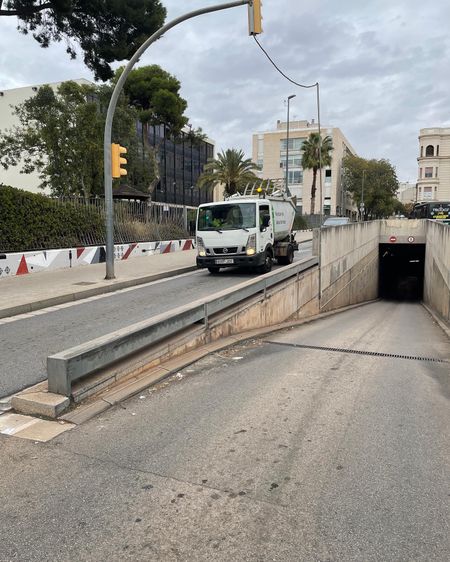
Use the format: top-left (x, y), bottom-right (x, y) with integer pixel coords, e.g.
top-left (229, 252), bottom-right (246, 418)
top-left (285, 94), bottom-right (296, 195)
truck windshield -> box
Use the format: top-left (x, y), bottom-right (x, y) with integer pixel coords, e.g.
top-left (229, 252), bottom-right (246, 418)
top-left (197, 203), bottom-right (256, 231)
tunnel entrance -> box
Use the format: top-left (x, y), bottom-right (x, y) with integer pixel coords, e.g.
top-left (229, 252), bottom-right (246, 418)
top-left (379, 244), bottom-right (426, 300)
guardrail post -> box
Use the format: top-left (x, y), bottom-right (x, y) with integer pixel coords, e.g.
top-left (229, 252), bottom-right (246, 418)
top-left (204, 303), bottom-right (209, 329)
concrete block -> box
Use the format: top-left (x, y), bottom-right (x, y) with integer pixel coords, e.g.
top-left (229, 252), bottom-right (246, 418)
top-left (12, 392), bottom-right (70, 418)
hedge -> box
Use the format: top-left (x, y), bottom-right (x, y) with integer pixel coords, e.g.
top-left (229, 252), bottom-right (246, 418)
top-left (0, 185), bottom-right (105, 252)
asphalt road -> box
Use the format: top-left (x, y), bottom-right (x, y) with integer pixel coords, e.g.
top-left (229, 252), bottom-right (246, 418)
top-left (0, 242), bottom-right (312, 398)
top-left (1, 301), bottom-right (448, 561)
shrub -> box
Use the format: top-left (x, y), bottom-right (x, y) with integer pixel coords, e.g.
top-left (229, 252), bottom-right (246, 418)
top-left (0, 185), bottom-right (190, 252)
top-left (0, 185), bottom-right (105, 252)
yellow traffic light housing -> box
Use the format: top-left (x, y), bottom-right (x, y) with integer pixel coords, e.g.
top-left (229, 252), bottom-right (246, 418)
top-left (248, 0), bottom-right (263, 35)
top-left (111, 143), bottom-right (127, 178)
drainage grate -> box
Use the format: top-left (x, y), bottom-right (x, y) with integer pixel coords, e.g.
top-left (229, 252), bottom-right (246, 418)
top-left (264, 341), bottom-right (450, 364)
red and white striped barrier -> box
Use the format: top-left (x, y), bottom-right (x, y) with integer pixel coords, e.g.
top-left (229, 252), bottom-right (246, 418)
top-left (0, 239), bottom-right (195, 279)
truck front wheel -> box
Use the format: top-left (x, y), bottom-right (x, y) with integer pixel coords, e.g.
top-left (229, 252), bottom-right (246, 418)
top-left (259, 250), bottom-right (273, 274)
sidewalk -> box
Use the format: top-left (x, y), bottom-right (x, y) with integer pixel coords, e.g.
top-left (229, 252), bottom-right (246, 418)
top-left (0, 250), bottom-right (197, 319)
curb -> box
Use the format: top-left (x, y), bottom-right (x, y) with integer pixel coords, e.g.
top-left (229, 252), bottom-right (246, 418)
top-left (0, 265), bottom-right (198, 320)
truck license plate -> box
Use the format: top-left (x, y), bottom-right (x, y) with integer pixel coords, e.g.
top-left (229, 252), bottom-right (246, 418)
top-left (215, 258), bottom-right (234, 265)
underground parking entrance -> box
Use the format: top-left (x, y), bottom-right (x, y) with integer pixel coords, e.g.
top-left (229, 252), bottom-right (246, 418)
top-left (379, 243), bottom-right (426, 300)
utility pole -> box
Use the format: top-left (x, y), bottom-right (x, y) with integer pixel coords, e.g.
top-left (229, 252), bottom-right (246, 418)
top-left (103, 0), bottom-right (252, 279)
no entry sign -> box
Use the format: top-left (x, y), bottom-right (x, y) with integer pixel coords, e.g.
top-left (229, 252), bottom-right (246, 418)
top-left (389, 236), bottom-right (397, 243)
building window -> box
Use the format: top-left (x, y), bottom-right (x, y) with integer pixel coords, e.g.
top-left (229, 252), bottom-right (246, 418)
top-left (425, 145), bottom-right (434, 157)
top-left (280, 138), bottom-right (305, 151)
top-left (280, 155), bottom-right (302, 168)
top-left (420, 146), bottom-right (423, 157)
top-left (419, 168), bottom-right (422, 178)
top-left (287, 170), bottom-right (303, 185)
top-left (423, 187), bottom-right (432, 200)
top-left (325, 169), bottom-right (332, 184)
top-left (424, 167), bottom-right (433, 178)
top-left (435, 167), bottom-right (438, 178)
top-left (437, 145), bottom-right (439, 156)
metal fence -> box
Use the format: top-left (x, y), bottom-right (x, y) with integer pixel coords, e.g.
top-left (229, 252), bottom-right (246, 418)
top-left (55, 197), bottom-right (196, 246)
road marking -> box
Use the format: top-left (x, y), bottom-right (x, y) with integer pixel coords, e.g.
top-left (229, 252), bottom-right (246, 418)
top-left (0, 269), bottom-right (202, 325)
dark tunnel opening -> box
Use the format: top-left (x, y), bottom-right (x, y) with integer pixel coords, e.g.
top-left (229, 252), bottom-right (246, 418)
top-left (379, 244), bottom-right (426, 300)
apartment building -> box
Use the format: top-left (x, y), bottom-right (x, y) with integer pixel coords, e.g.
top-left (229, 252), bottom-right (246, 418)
top-left (252, 120), bottom-right (356, 216)
top-left (397, 181), bottom-right (417, 204)
top-left (417, 127), bottom-right (450, 202)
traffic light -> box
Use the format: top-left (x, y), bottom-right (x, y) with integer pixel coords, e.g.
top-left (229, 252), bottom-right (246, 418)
top-left (111, 143), bottom-right (127, 178)
top-left (248, 0), bottom-right (263, 35)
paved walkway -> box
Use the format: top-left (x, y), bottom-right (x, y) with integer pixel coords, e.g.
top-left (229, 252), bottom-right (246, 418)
top-left (0, 250), bottom-right (197, 319)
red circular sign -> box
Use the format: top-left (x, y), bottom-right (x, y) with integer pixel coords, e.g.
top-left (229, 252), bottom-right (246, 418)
top-left (389, 236), bottom-right (397, 243)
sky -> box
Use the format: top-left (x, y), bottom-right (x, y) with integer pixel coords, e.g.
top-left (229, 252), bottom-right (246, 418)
top-left (1, 0), bottom-right (450, 182)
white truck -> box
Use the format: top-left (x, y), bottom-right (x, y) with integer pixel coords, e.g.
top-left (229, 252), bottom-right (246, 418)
top-left (196, 182), bottom-right (298, 274)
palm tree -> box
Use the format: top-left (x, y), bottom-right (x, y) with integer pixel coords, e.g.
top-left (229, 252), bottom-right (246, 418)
top-left (197, 148), bottom-right (259, 197)
top-left (301, 133), bottom-right (333, 214)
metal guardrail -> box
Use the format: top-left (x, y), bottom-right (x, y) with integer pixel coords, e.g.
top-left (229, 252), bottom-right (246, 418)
top-left (47, 256), bottom-right (318, 396)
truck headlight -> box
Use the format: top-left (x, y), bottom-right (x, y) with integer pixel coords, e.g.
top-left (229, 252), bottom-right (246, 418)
top-left (246, 233), bottom-right (256, 256)
top-left (197, 236), bottom-right (206, 257)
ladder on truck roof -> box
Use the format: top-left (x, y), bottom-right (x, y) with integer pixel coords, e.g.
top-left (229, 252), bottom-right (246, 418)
top-left (239, 178), bottom-right (287, 198)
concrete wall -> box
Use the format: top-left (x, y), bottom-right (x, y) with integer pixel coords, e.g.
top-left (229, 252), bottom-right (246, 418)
top-left (0, 239), bottom-right (194, 279)
top-left (379, 219), bottom-right (427, 243)
top-left (424, 221), bottom-right (450, 324)
top-left (319, 221), bottom-right (380, 312)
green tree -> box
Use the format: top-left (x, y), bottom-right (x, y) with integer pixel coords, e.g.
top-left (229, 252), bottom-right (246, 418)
top-left (0, 82), bottom-right (103, 196)
top-left (0, 81), bottom-right (139, 197)
top-left (0, 0), bottom-right (166, 80)
top-left (121, 65), bottom-right (191, 194)
top-left (122, 65), bottom-right (188, 136)
top-left (301, 133), bottom-right (334, 214)
top-left (0, 65), bottom-right (191, 197)
top-left (197, 149), bottom-right (259, 197)
top-left (342, 155), bottom-right (399, 219)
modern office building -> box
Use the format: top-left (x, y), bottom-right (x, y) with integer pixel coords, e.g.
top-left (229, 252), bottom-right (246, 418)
top-left (417, 127), bottom-right (450, 202)
top-left (252, 120), bottom-right (356, 216)
top-left (142, 123), bottom-right (215, 206)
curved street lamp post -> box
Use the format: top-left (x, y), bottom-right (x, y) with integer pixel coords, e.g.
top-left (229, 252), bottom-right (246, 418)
top-left (104, 0), bottom-right (250, 279)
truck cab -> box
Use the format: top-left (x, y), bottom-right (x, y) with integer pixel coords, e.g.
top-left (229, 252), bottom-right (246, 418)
top-left (196, 187), bottom-right (297, 274)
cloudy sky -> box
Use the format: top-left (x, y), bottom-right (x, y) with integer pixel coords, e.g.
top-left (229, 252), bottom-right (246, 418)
top-left (1, 0), bottom-right (449, 181)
